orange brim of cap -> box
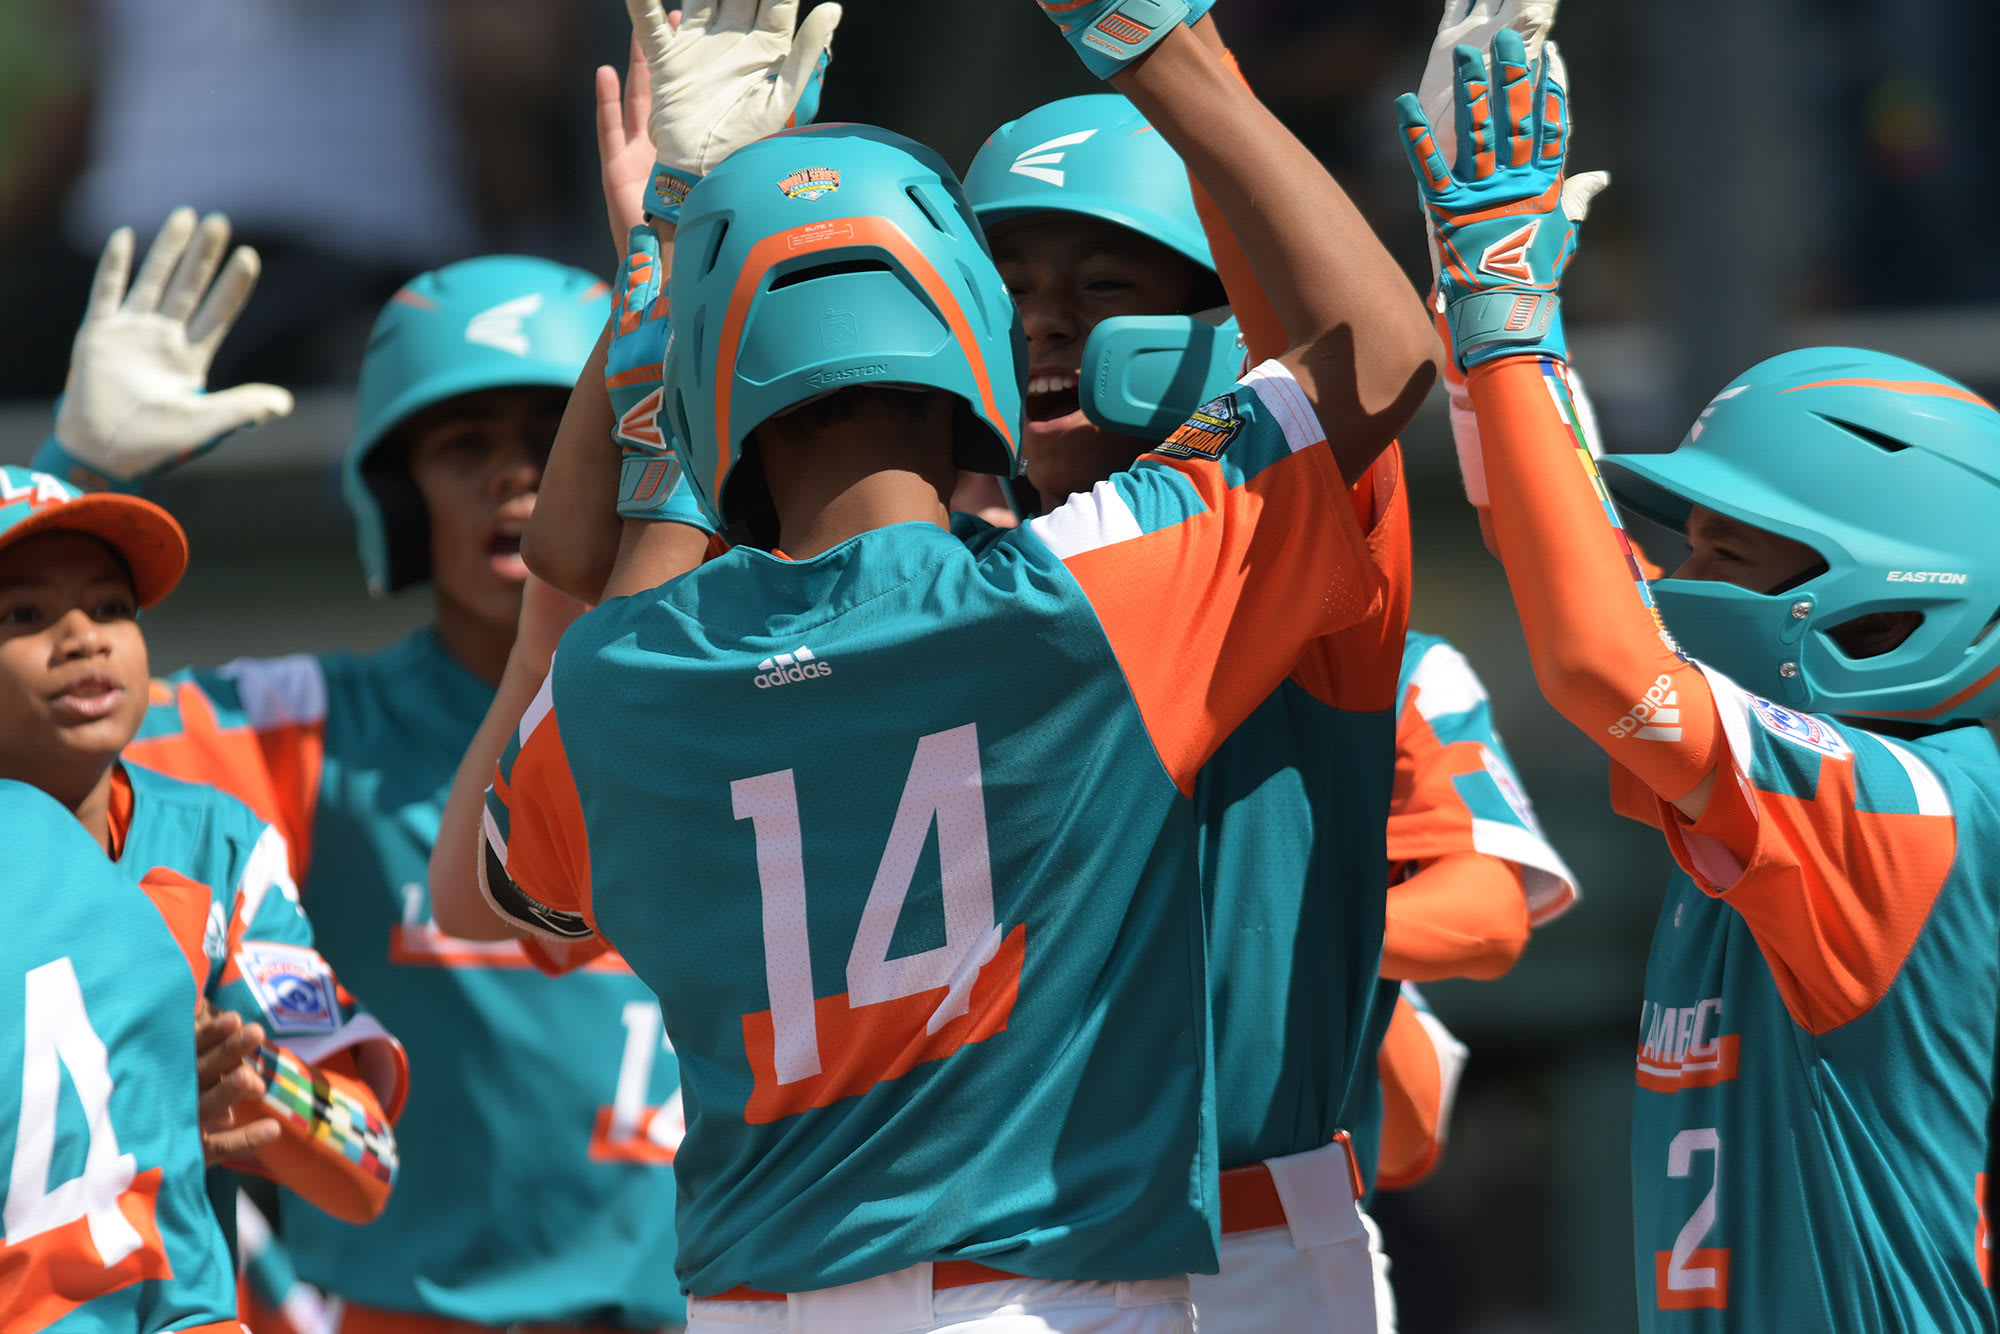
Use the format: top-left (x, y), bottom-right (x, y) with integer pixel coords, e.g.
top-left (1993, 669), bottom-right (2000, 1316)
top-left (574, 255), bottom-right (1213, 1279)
top-left (0, 493), bottom-right (189, 608)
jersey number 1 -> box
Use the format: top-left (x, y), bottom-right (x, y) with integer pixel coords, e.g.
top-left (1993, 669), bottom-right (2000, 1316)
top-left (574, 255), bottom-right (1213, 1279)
top-left (732, 723), bottom-right (1026, 1124)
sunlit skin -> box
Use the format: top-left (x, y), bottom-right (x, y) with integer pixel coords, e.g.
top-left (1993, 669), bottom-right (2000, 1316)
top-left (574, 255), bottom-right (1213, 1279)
top-left (0, 532), bottom-right (150, 848)
top-left (988, 214), bottom-right (1209, 509)
top-left (406, 386), bottom-right (568, 683)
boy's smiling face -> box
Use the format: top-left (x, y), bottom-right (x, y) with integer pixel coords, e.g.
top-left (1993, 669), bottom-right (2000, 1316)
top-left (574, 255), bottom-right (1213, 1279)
top-left (0, 530), bottom-right (151, 805)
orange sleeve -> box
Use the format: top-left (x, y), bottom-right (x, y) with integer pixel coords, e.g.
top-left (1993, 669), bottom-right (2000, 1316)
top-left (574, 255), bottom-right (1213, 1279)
top-left (229, 1046), bottom-right (397, 1224)
top-left (1382, 853), bottom-right (1530, 982)
top-left (480, 674), bottom-right (600, 943)
top-left (124, 663), bottom-right (329, 881)
top-left (1468, 356), bottom-right (1723, 803)
top-left (1375, 988), bottom-right (1469, 1192)
top-left (1289, 445), bottom-right (1412, 714)
top-left (1031, 361), bottom-right (1382, 792)
top-left (1186, 49), bottom-right (1288, 367)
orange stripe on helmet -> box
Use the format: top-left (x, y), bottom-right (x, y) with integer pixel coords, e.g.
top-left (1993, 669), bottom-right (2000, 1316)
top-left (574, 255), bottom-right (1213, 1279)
top-left (1782, 378), bottom-right (1997, 411)
top-left (1851, 658), bottom-right (2000, 721)
top-left (710, 216), bottom-right (1017, 506)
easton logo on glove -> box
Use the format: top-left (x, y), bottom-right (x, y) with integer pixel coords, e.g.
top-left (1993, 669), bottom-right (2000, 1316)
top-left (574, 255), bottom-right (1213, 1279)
top-left (1478, 221), bottom-right (1542, 284)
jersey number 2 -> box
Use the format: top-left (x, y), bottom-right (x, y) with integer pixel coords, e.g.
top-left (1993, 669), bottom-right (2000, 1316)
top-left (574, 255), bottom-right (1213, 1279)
top-left (731, 723), bottom-right (1026, 1124)
top-left (1655, 1127), bottom-right (1729, 1310)
top-left (6, 958), bottom-right (174, 1321)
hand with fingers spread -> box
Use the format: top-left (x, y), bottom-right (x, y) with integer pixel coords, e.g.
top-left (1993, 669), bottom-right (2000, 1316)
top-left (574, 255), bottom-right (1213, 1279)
top-left (598, 28), bottom-right (671, 257)
top-left (1418, 0), bottom-right (1560, 165)
top-left (629, 0), bottom-right (840, 226)
top-left (35, 208), bottom-right (294, 494)
top-left (195, 1000), bottom-right (281, 1167)
top-left (1395, 28), bottom-right (1608, 369)
top-left (608, 226), bottom-right (718, 532)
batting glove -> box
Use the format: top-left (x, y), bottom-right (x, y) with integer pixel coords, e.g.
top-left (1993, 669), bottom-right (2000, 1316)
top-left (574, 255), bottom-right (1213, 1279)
top-left (34, 209), bottom-right (293, 494)
top-left (1395, 29), bottom-right (1608, 368)
top-left (1034, 0), bottom-right (1191, 80)
top-left (607, 226), bottom-right (718, 533)
top-left (631, 0), bottom-right (841, 226)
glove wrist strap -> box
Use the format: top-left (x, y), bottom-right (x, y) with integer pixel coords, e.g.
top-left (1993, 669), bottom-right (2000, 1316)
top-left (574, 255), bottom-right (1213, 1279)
top-left (32, 435), bottom-right (141, 496)
top-left (1448, 290), bottom-right (1565, 368)
top-left (644, 162), bottom-right (701, 228)
top-left (617, 450), bottom-right (717, 533)
top-left (1076, 0), bottom-right (1191, 78)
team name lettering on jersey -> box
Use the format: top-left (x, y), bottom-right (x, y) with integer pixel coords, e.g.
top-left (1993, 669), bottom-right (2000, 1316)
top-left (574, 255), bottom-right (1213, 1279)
top-left (1635, 996), bottom-right (1739, 1091)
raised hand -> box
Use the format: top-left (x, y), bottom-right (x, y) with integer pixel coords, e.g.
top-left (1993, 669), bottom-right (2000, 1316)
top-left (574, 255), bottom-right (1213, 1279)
top-left (608, 226), bottom-right (717, 532)
top-left (1395, 28), bottom-right (1608, 368)
top-left (598, 30), bottom-right (668, 256)
top-left (628, 0), bottom-right (840, 225)
top-left (1418, 0), bottom-right (1560, 164)
top-left (37, 208), bottom-right (294, 493)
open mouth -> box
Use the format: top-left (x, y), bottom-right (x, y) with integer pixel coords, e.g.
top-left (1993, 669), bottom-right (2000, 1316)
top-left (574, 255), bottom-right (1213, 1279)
top-left (487, 524), bottom-right (529, 579)
top-left (1026, 370), bottom-right (1082, 427)
top-left (50, 674), bottom-right (124, 723)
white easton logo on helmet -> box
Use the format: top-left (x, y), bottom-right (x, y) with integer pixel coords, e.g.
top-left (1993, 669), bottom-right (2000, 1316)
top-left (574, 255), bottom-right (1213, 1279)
top-left (1009, 129), bottom-right (1099, 187)
top-left (754, 647), bottom-right (833, 689)
top-left (1687, 384), bottom-right (1749, 442)
top-left (465, 294), bottom-right (544, 356)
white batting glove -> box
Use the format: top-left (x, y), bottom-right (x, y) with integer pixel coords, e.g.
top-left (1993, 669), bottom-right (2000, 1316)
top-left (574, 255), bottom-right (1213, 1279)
top-left (631, 0), bottom-right (841, 223)
top-left (38, 208), bottom-right (293, 493)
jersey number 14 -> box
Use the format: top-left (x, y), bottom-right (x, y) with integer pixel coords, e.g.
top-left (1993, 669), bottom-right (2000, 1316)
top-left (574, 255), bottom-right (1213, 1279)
top-left (731, 724), bottom-right (1026, 1124)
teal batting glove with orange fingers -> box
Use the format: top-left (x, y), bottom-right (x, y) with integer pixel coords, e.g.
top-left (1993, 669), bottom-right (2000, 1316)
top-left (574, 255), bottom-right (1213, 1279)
top-left (607, 226), bottom-right (717, 532)
top-left (1395, 27), bottom-right (1607, 368)
top-left (1035, 0), bottom-right (1191, 80)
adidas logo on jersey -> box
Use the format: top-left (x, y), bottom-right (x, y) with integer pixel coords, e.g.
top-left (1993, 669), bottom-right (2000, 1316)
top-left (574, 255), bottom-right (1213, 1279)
top-left (754, 647), bottom-right (833, 689)
top-left (1009, 129), bottom-right (1099, 187)
top-left (1608, 673), bottom-right (1682, 741)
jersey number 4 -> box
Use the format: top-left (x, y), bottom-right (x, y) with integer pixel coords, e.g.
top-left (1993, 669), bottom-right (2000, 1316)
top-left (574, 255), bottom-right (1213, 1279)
top-left (1655, 1127), bottom-right (1729, 1310)
top-left (5, 958), bottom-right (176, 1325)
top-left (732, 723), bottom-right (1026, 1124)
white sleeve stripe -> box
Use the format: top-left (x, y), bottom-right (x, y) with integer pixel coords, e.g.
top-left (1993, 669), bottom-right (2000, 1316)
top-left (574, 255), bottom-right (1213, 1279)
top-left (215, 654), bottom-right (328, 729)
top-left (1695, 661), bottom-right (1758, 781)
top-left (1470, 817), bottom-right (1581, 917)
top-left (1240, 359), bottom-right (1325, 454)
top-left (1407, 642), bottom-right (1490, 722)
top-left (1025, 479), bottom-right (1145, 561)
top-left (518, 669), bottom-right (558, 748)
top-left (1877, 737), bottom-right (1953, 818)
top-left (1410, 1005), bottom-right (1470, 1131)
top-left (233, 824), bottom-right (299, 931)
top-left (282, 1012), bottom-right (394, 1068)
top-left (482, 802), bottom-right (509, 864)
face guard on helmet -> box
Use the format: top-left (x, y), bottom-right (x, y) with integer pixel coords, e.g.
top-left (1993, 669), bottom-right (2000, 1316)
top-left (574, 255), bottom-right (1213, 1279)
top-left (663, 125), bottom-right (1027, 529)
top-left (964, 94), bottom-right (1243, 441)
top-left (1600, 347), bottom-right (2000, 723)
top-left (344, 256), bottom-right (611, 596)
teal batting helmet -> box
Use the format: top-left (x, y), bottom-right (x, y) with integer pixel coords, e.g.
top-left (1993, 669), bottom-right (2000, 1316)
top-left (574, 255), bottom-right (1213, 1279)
top-left (1601, 348), bottom-right (2000, 722)
top-left (966, 95), bottom-right (1241, 440)
top-left (664, 125), bottom-right (1026, 527)
top-left (345, 256), bottom-right (610, 596)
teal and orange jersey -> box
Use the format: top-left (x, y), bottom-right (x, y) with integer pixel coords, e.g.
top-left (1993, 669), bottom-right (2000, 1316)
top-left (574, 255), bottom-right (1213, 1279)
top-left (1195, 444), bottom-right (1410, 1174)
top-left (1389, 632), bottom-right (1578, 928)
top-left (1618, 672), bottom-right (2000, 1329)
top-left (0, 780), bottom-right (240, 1334)
top-left (1468, 353), bottom-right (2000, 1330)
top-left (109, 761), bottom-right (403, 1237)
top-left (483, 359), bottom-right (1385, 1295)
top-left (123, 631), bottom-right (684, 1328)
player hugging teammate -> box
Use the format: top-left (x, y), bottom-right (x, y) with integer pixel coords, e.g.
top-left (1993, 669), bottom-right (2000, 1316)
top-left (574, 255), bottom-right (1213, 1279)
top-left (8, 1), bottom-right (2000, 1333)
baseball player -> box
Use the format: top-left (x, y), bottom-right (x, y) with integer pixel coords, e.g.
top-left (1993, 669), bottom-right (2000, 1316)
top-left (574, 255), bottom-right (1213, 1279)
top-left (1403, 28), bottom-right (2000, 1328)
top-left (36, 210), bottom-right (688, 1328)
top-left (435, 3), bottom-right (1437, 1331)
top-left (0, 464), bottom-right (404, 1253)
top-left (1, 780), bottom-right (243, 1334)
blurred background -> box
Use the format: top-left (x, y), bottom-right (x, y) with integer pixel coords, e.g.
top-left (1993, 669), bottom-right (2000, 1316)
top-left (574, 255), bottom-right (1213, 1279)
top-left (3, 2), bottom-right (1996, 1329)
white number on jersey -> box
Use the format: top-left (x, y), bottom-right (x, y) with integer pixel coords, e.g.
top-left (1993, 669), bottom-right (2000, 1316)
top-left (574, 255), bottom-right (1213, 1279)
top-left (1657, 1126), bottom-right (1729, 1310)
top-left (5, 958), bottom-right (143, 1266)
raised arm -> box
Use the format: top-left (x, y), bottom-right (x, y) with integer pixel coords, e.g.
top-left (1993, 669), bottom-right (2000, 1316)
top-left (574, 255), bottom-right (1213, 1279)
top-left (1048, 5), bottom-right (1438, 480)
